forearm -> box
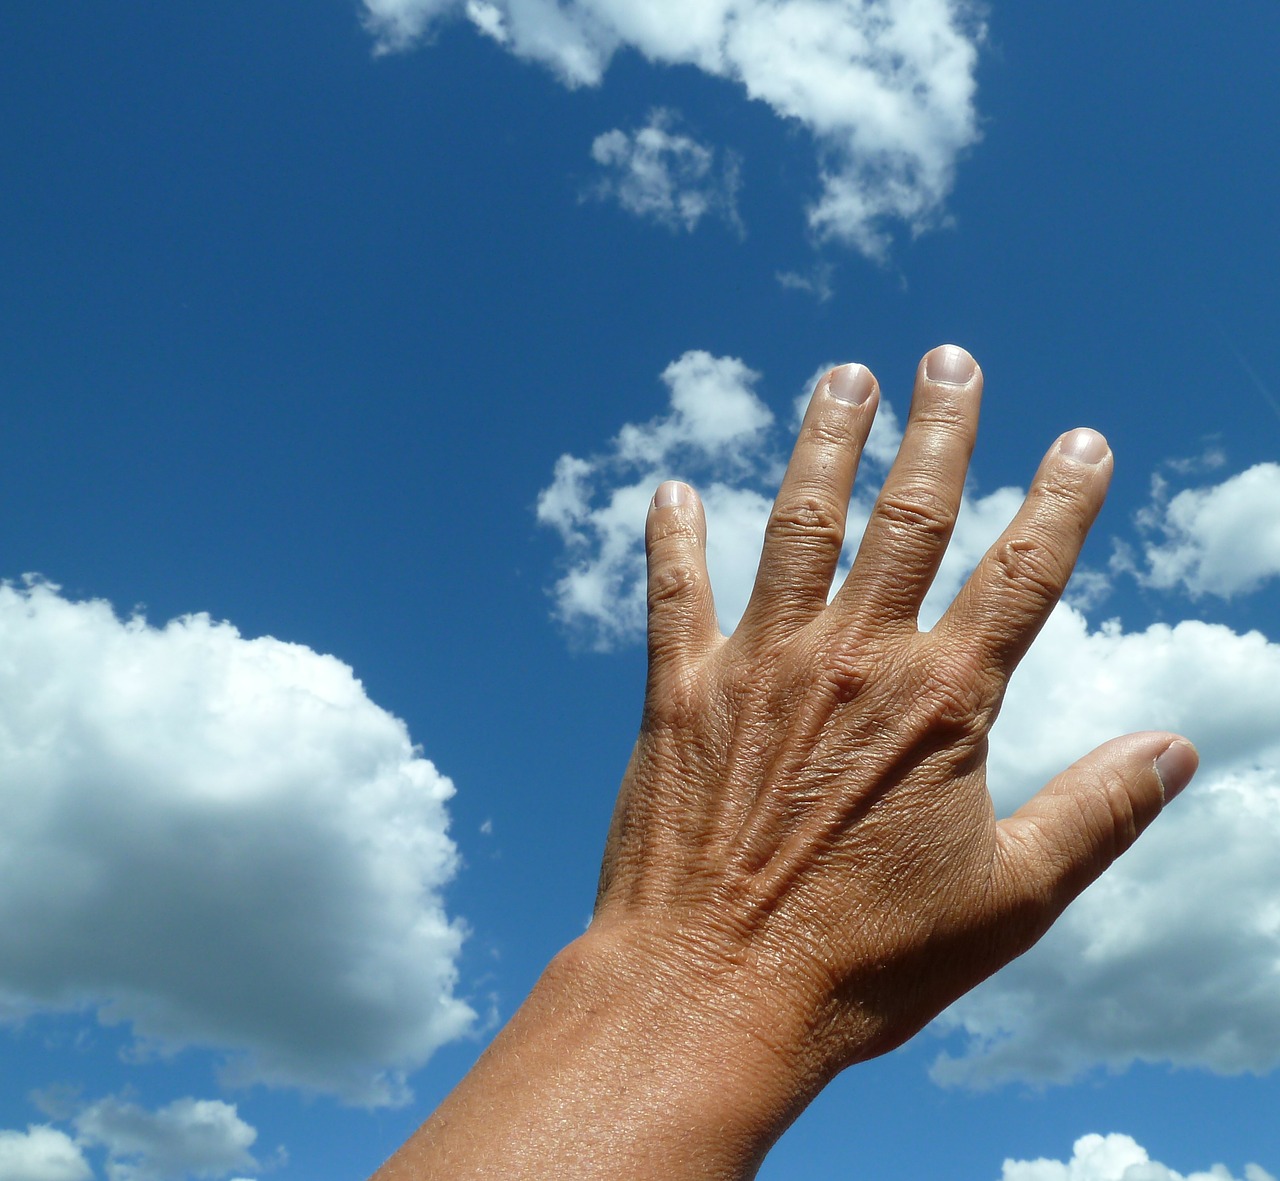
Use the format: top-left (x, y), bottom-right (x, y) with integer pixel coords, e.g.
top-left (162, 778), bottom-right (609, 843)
top-left (370, 929), bottom-right (814, 1181)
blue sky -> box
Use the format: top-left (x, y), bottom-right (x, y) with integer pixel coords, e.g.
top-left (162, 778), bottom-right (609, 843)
top-left (2, 3), bottom-right (1279, 1179)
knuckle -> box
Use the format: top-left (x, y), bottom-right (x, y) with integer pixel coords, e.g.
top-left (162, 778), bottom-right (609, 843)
top-left (1037, 462), bottom-right (1092, 504)
top-left (1051, 769), bottom-right (1138, 873)
top-left (993, 536), bottom-right (1065, 603)
top-left (1096, 770), bottom-right (1142, 855)
top-left (801, 412), bottom-right (854, 451)
top-left (1026, 474), bottom-right (1094, 538)
top-left (647, 559), bottom-right (703, 608)
top-left (644, 662), bottom-right (705, 730)
top-left (647, 510), bottom-right (700, 549)
top-left (874, 486), bottom-right (957, 540)
top-left (917, 673), bottom-right (985, 734)
top-left (912, 645), bottom-right (997, 735)
top-left (815, 636), bottom-right (872, 704)
top-left (768, 492), bottom-right (846, 551)
top-left (908, 401), bottom-right (970, 433)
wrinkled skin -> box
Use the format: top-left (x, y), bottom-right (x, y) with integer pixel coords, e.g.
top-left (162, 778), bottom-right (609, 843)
top-left (373, 346), bottom-right (1196, 1181)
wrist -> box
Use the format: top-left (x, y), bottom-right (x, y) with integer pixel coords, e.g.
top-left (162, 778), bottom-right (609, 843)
top-left (535, 922), bottom-right (823, 1160)
top-left (378, 921), bottom-right (830, 1180)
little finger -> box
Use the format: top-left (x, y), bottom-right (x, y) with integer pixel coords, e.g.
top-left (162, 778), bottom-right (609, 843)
top-left (645, 481), bottom-right (719, 692)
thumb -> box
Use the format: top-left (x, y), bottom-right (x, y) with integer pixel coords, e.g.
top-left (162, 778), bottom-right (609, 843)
top-left (993, 731), bottom-right (1198, 930)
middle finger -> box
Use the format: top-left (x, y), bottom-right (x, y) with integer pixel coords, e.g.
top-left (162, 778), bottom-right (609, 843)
top-left (830, 345), bottom-right (983, 627)
top-left (737, 362), bottom-right (879, 634)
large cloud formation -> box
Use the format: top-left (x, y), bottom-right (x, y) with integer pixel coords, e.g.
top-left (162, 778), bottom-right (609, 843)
top-left (361, 0), bottom-right (984, 257)
top-left (935, 608), bottom-right (1280, 1085)
top-left (0, 581), bottom-right (472, 1107)
top-left (1000, 1133), bottom-right (1276, 1181)
top-left (537, 351), bottom-right (1280, 1087)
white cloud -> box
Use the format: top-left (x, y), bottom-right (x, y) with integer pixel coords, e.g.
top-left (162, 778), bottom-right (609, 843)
top-left (464, 0), bottom-right (508, 42)
top-left (0, 1126), bottom-right (91, 1181)
top-left (536, 349), bottom-right (774, 645)
top-left (362, 0), bottom-right (985, 257)
top-left (360, 0), bottom-right (453, 51)
top-left (1000, 1133), bottom-right (1276, 1181)
top-left (589, 109), bottom-right (741, 233)
top-left (777, 264), bottom-right (835, 303)
top-left (538, 350), bottom-right (1280, 1089)
top-left (933, 606), bottom-right (1280, 1086)
top-left (540, 350), bottom-right (1011, 643)
top-left (74, 1096), bottom-right (259, 1181)
top-left (0, 580), bottom-right (472, 1106)
top-left (1123, 462), bottom-right (1280, 597)
top-left (622, 350), bottom-right (774, 466)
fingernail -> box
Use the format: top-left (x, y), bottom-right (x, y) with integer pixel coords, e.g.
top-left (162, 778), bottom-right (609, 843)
top-left (1058, 428), bottom-right (1109, 466)
top-left (1154, 740), bottom-right (1198, 804)
top-left (827, 363), bottom-right (875, 406)
top-left (654, 480), bottom-right (690, 509)
top-left (924, 345), bottom-right (977, 386)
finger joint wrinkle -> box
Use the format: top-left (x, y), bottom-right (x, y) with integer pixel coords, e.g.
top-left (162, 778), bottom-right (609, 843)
top-left (875, 490), bottom-right (956, 538)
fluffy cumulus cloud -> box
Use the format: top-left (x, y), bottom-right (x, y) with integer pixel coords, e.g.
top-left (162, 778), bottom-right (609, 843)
top-left (1121, 463), bottom-right (1280, 597)
top-left (73, 1096), bottom-right (259, 1181)
top-left (0, 1125), bottom-right (92, 1181)
top-left (537, 349), bottom-right (776, 644)
top-left (362, 0), bottom-right (984, 257)
top-left (588, 109), bottom-right (741, 233)
top-left (538, 352), bottom-right (1019, 644)
top-left (0, 580), bottom-right (473, 1107)
top-left (1, 1096), bottom-right (263, 1181)
top-left (1000, 1133), bottom-right (1276, 1181)
top-left (537, 349), bottom-right (1280, 1088)
top-left (932, 606), bottom-right (1280, 1085)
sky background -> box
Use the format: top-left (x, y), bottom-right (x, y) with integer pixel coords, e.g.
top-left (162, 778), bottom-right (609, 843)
top-left (2, 3), bottom-right (1279, 1179)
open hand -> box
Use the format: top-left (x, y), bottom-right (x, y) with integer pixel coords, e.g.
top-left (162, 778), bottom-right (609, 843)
top-left (376, 345), bottom-right (1197, 1181)
top-left (592, 344), bottom-right (1197, 1095)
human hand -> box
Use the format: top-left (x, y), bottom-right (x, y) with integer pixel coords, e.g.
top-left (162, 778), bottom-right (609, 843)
top-left (589, 344), bottom-right (1197, 1103)
top-left (374, 345), bottom-right (1198, 1181)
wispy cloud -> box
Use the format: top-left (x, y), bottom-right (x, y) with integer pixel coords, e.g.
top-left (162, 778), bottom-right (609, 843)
top-left (0, 580), bottom-right (471, 1107)
top-left (777, 263), bottom-right (835, 302)
top-left (588, 110), bottom-right (742, 234)
top-left (362, 0), bottom-right (985, 259)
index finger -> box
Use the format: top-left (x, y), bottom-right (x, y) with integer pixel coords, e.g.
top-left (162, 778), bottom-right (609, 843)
top-left (933, 428), bottom-right (1113, 679)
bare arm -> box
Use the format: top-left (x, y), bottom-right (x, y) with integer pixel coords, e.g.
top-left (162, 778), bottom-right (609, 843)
top-left (372, 345), bottom-right (1196, 1180)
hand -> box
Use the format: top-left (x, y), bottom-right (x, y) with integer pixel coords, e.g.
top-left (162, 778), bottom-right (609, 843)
top-left (373, 345), bottom-right (1196, 1181)
top-left (592, 342), bottom-right (1196, 1103)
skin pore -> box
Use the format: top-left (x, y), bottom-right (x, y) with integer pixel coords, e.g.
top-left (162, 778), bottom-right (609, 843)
top-left (372, 345), bottom-right (1197, 1180)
